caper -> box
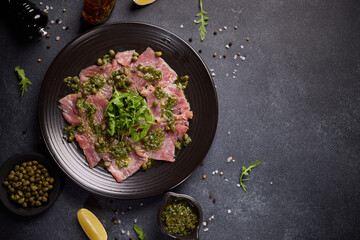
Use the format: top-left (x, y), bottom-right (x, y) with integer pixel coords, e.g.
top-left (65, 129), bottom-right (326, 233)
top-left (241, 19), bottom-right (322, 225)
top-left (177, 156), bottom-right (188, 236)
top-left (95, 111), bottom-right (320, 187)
top-left (22, 202), bottom-right (27, 208)
top-left (31, 186), bottom-right (38, 191)
top-left (165, 126), bottom-right (170, 131)
top-left (32, 161), bottom-right (38, 165)
top-left (104, 162), bottom-right (111, 168)
top-left (35, 200), bottom-right (41, 206)
top-left (131, 56), bottom-right (138, 62)
top-left (170, 124), bottom-right (176, 132)
top-left (155, 51), bottom-right (162, 57)
top-left (26, 166), bottom-right (32, 172)
top-left (125, 79), bottom-right (132, 85)
top-left (91, 88), bottom-right (97, 94)
top-left (97, 58), bottom-right (103, 66)
top-left (133, 52), bottom-right (139, 57)
top-left (21, 163), bottom-right (27, 167)
top-left (42, 197), bottom-right (48, 202)
top-left (68, 135), bottom-right (74, 142)
top-left (14, 165), bottom-right (19, 170)
top-left (18, 198), bottom-right (25, 204)
top-left (3, 181), bottom-right (9, 187)
top-left (109, 49), bottom-right (115, 57)
top-left (48, 185), bottom-right (53, 190)
top-left (184, 133), bottom-right (189, 140)
top-left (153, 101), bottom-right (159, 107)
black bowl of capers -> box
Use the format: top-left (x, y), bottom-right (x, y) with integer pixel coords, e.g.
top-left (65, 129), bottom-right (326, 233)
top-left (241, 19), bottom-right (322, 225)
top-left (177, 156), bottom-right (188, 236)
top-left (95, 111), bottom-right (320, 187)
top-left (0, 152), bottom-right (61, 216)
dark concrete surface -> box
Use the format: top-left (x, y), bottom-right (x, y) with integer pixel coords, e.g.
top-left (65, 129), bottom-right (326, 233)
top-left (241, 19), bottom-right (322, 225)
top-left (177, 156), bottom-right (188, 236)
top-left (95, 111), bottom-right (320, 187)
top-left (0, 0), bottom-right (360, 239)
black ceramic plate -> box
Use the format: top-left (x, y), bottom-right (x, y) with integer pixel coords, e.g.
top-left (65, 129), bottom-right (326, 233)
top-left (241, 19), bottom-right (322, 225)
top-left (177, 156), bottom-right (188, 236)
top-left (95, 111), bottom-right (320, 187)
top-left (38, 22), bottom-right (218, 199)
top-left (0, 153), bottom-right (61, 216)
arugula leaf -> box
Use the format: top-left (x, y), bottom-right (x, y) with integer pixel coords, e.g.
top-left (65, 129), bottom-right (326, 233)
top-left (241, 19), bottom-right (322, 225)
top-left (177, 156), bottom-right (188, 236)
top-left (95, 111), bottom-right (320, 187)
top-left (240, 159), bottom-right (263, 195)
top-left (133, 224), bottom-right (146, 240)
top-left (196, 0), bottom-right (209, 41)
top-left (104, 88), bottom-right (155, 142)
top-left (14, 66), bottom-right (32, 98)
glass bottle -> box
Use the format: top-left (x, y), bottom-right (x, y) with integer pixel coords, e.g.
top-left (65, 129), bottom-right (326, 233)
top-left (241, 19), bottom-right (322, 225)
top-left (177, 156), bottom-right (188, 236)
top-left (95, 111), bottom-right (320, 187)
top-left (7, 0), bottom-right (48, 36)
top-left (82, 0), bottom-right (116, 25)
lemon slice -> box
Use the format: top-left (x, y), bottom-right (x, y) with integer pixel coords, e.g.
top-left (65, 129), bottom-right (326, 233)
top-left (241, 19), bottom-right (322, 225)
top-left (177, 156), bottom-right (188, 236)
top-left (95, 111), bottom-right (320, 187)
top-left (77, 208), bottom-right (108, 240)
top-left (133, 0), bottom-right (156, 6)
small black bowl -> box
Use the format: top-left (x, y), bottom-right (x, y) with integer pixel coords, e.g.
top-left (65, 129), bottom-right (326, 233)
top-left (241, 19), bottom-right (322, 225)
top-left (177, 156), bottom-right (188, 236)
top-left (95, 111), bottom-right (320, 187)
top-left (0, 152), bottom-right (61, 216)
top-left (158, 192), bottom-right (203, 240)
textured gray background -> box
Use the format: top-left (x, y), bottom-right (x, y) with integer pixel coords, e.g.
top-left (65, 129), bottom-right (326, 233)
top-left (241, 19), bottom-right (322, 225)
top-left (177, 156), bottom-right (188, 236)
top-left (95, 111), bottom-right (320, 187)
top-left (0, 0), bottom-right (360, 239)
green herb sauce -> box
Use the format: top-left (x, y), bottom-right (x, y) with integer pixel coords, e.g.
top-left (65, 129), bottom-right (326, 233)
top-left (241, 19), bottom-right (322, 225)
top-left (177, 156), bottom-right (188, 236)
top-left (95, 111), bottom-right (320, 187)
top-left (141, 157), bottom-right (154, 170)
top-left (142, 128), bottom-right (166, 150)
top-left (161, 200), bottom-right (198, 236)
top-left (82, 74), bottom-right (105, 96)
top-left (174, 75), bottom-right (189, 92)
top-left (64, 76), bottom-right (80, 92)
top-left (109, 141), bottom-right (131, 167)
top-left (154, 86), bottom-right (167, 99)
top-left (136, 64), bottom-right (162, 82)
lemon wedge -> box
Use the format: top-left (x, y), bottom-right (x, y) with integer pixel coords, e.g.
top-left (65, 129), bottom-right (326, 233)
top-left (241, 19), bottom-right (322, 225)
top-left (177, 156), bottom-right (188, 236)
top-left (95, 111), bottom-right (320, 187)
top-left (133, 0), bottom-right (156, 6)
top-left (77, 208), bottom-right (108, 240)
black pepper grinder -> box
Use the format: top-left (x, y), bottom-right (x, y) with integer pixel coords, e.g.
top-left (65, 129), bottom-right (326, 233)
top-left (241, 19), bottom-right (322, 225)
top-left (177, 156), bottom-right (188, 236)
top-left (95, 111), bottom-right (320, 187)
top-left (7, 0), bottom-right (48, 36)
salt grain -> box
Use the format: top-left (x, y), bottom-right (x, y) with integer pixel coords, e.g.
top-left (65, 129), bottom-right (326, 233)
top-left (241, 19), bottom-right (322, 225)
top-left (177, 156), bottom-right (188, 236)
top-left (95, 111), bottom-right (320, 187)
top-left (209, 69), bottom-right (214, 72)
top-left (227, 209), bottom-right (232, 214)
top-left (236, 184), bottom-right (241, 187)
top-left (215, 170), bottom-right (218, 173)
top-left (127, 231), bottom-right (130, 236)
top-left (51, 20), bottom-right (55, 24)
top-left (227, 157), bottom-right (232, 162)
top-left (39, 2), bottom-right (43, 5)
top-left (180, 24), bottom-right (184, 28)
top-left (121, 230), bottom-right (125, 234)
top-left (203, 222), bottom-right (207, 226)
top-left (240, 45), bottom-right (244, 49)
top-left (140, 202), bottom-right (144, 206)
top-left (270, 182), bottom-right (273, 185)
top-left (56, 36), bottom-right (60, 41)
top-left (233, 76), bottom-right (236, 79)
top-left (134, 219), bottom-right (137, 223)
top-left (223, 26), bottom-right (228, 29)
top-left (50, 6), bottom-right (53, 9)
top-left (225, 178), bottom-right (229, 182)
top-left (234, 55), bottom-right (237, 59)
top-left (226, 73), bottom-right (229, 76)
top-left (211, 72), bottom-right (216, 76)
top-left (204, 228), bottom-right (209, 232)
top-left (219, 28), bottom-right (223, 32)
top-left (225, 44), bottom-right (230, 49)
top-left (227, 131), bottom-right (230, 135)
top-left (211, 215), bottom-right (214, 219)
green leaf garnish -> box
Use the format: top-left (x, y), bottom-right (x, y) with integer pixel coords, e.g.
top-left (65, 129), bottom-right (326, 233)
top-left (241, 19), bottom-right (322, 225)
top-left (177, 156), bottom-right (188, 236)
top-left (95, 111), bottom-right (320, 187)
top-left (195, 0), bottom-right (209, 41)
top-left (133, 224), bottom-right (146, 240)
top-left (104, 88), bottom-right (155, 142)
top-left (240, 159), bottom-right (263, 195)
top-left (14, 66), bottom-right (32, 98)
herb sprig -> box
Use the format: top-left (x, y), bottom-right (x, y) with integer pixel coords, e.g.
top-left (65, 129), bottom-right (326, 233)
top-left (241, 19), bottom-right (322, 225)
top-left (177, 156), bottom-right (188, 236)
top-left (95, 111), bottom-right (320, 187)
top-left (14, 66), bottom-right (32, 98)
top-left (133, 224), bottom-right (146, 240)
top-left (196, 0), bottom-right (209, 41)
top-left (104, 88), bottom-right (155, 142)
top-left (240, 159), bottom-right (263, 195)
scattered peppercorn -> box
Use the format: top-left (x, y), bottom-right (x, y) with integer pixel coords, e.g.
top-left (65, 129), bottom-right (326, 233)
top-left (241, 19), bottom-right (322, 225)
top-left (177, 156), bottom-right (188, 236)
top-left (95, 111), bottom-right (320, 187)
top-left (200, 161), bottom-right (204, 166)
top-left (199, 49), bottom-right (202, 53)
top-left (189, 37), bottom-right (193, 42)
top-left (213, 30), bottom-right (218, 35)
top-left (38, 37), bottom-right (42, 41)
top-left (223, 54), bottom-right (227, 58)
top-left (244, 53), bottom-right (247, 57)
top-left (129, 237), bottom-right (133, 240)
top-left (220, 171), bottom-right (223, 176)
top-left (213, 198), bottom-right (216, 203)
top-left (229, 41), bottom-right (233, 46)
top-left (46, 33), bottom-right (50, 38)
top-left (202, 174), bottom-right (206, 179)
top-left (47, 26), bottom-right (50, 29)
top-left (22, 129), bottom-right (27, 134)
top-left (234, 25), bottom-right (238, 29)
top-left (237, 52), bottom-right (241, 56)
top-left (47, 45), bottom-right (51, 49)
top-left (246, 37), bottom-right (250, 41)
top-left (112, 217), bottom-right (117, 224)
top-left (114, 237), bottom-right (119, 240)
top-left (213, 53), bottom-right (217, 57)
top-left (209, 194), bottom-right (212, 198)
top-left (63, 8), bottom-right (66, 12)
top-left (37, 58), bottom-right (42, 63)
top-left (55, 18), bottom-right (61, 24)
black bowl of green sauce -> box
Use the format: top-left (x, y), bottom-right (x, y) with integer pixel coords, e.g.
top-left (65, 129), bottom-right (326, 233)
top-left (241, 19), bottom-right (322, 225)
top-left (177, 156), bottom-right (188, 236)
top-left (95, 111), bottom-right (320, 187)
top-left (158, 192), bottom-right (203, 240)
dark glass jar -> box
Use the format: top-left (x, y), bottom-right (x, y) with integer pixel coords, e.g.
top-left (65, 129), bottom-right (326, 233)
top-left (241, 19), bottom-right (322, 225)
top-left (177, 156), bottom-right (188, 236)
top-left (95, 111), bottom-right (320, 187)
top-left (82, 0), bottom-right (116, 25)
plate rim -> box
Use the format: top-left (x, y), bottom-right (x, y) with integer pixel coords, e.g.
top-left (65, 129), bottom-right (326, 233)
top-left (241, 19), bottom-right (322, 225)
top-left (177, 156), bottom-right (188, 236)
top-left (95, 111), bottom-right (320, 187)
top-left (38, 21), bottom-right (218, 199)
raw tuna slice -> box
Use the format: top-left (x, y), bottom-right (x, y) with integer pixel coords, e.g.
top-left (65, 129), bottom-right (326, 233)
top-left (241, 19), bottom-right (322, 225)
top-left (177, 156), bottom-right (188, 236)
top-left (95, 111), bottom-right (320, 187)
top-left (130, 125), bottom-right (177, 162)
top-left (129, 47), bottom-right (177, 91)
top-left (86, 94), bottom-right (108, 125)
top-left (101, 151), bottom-right (147, 182)
top-left (59, 94), bottom-right (81, 125)
top-left (79, 64), bottom-right (113, 83)
top-left (115, 50), bottom-right (135, 67)
top-left (75, 131), bottom-right (101, 168)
